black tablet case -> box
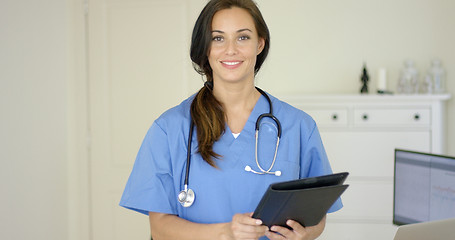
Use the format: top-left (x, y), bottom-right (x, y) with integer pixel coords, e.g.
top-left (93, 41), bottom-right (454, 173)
top-left (252, 172), bottom-right (349, 228)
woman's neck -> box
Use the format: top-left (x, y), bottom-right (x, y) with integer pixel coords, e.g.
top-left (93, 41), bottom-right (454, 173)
top-left (212, 81), bottom-right (260, 134)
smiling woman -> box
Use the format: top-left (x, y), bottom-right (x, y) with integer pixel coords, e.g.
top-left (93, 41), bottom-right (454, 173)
top-left (190, 0), bottom-right (270, 164)
top-left (119, 1), bottom-right (342, 240)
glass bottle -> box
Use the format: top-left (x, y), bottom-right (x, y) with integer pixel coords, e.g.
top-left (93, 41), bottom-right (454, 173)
top-left (426, 59), bottom-right (446, 93)
top-left (397, 60), bottom-right (419, 94)
top-left (421, 74), bottom-right (433, 94)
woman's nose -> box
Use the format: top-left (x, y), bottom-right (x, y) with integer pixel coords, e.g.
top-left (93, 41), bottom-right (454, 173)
top-left (225, 39), bottom-right (238, 55)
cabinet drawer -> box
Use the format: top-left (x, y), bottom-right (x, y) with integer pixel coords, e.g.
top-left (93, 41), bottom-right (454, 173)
top-left (354, 108), bottom-right (430, 126)
top-left (323, 131), bottom-right (431, 178)
top-left (305, 108), bottom-right (348, 127)
top-left (330, 180), bottom-right (393, 220)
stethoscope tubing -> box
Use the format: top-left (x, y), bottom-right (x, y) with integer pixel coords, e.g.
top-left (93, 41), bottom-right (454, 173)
top-left (185, 120), bottom-right (194, 187)
top-left (255, 113), bottom-right (282, 138)
top-left (179, 87), bottom-right (282, 207)
top-left (255, 129), bottom-right (280, 173)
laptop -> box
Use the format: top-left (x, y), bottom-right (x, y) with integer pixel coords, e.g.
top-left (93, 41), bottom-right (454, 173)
top-left (393, 218), bottom-right (455, 240)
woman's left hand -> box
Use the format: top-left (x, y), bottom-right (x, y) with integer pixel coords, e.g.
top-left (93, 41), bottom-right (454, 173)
top-left (264, 216), bottom-right (326, 240)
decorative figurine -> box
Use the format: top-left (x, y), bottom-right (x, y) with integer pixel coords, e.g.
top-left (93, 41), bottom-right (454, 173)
top-left (360, 64), bottom-right (369, 94)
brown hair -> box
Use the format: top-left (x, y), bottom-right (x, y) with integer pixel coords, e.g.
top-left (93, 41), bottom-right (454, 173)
top-left (190, 0), bottom-right (270, 167)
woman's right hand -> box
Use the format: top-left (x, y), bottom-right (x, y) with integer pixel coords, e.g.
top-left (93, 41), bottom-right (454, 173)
top-left (224, 213), bottom-right (269, 240)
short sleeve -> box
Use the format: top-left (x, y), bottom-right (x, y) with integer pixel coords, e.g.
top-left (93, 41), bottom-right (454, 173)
top-left (119, 122), bottom-right (178, 215)
top-left (300, 120), bottom-right (343, 213)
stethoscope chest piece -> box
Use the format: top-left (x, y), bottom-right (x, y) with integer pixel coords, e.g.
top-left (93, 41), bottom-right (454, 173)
top-left (178, 186), bottom-right (195, 207)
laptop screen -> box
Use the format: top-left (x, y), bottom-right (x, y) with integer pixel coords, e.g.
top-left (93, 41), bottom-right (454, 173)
top-left (393, 149), bottom-right (455, 225)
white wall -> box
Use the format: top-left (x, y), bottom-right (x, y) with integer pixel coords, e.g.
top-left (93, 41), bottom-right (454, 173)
top-left (0, 0), bottom-right (70, 239)
top-left (0, 1), bottom-right (453, 240)
top-left (254, 0), bottom-right (454, 155)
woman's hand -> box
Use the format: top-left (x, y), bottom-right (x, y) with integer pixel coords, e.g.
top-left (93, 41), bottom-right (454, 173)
top-left (264, 216), bottom-right (326, 240)
top-left (149, 212), bottom-right (268, 240)
top-left (224, 213), bottom-right (269, 240)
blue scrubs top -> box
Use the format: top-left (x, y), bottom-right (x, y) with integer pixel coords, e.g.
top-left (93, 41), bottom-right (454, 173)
top-left (120, 92), bottom-right (342, 225)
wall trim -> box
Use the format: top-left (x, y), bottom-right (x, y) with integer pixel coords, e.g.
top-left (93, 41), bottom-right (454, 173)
top-left (67, 0), bottom-right (91, 239)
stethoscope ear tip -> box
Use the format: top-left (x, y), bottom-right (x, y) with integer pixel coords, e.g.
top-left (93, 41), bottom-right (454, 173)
top-left (245, 165), bottom-right (281, 176)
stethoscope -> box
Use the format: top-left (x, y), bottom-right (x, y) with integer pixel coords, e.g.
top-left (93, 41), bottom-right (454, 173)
top-left (178, 87), bottom-right (282, 207)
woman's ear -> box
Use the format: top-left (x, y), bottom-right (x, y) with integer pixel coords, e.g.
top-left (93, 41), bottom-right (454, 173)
top-left (257, 38), bottom-right (265, 55)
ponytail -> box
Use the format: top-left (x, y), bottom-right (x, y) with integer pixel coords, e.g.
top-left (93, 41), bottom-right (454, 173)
top-left (190, 81), bottom-right (225, 167)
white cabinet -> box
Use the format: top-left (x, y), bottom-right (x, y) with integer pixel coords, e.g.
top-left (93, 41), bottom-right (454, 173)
top-left (280, 94), bottom-right (451, 240)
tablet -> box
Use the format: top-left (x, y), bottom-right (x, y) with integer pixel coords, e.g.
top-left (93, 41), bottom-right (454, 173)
top-left (252, 172), bottom-right (349, 227)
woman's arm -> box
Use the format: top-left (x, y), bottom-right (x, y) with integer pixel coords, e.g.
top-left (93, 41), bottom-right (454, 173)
top-left (265, 215), bottom-right (326, 240)
top-left (149, 212), bottom-right (269, 240)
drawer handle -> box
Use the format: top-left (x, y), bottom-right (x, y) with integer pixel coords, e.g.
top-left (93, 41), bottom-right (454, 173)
top-left (332, 114), bottom-right (338, 121)
top-left (414, 113), bottom-right (420, 121)
top-left (362, 114), bottom-right (369, 121)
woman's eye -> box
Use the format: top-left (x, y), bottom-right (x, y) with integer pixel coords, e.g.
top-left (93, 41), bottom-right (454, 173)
top-left (212, 36), bottom-right (223, 42)
top-left (239, 35), bottom-right (250, 41)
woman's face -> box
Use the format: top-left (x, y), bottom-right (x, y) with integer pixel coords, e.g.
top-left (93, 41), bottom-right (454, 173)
top-left (208, 7), bottom-right (265, 86)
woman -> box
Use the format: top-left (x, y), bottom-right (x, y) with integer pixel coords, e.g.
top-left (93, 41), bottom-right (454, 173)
top-left (120, 0), bottom-right (342, 239)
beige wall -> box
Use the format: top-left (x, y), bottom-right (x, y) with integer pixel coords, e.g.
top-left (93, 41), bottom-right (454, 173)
top-left (0, 0), bottom-right (69, 239)
top-left (254, 0), bottom-right (454, 155)
top-left (0, 0), bottom-right (453, 239)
